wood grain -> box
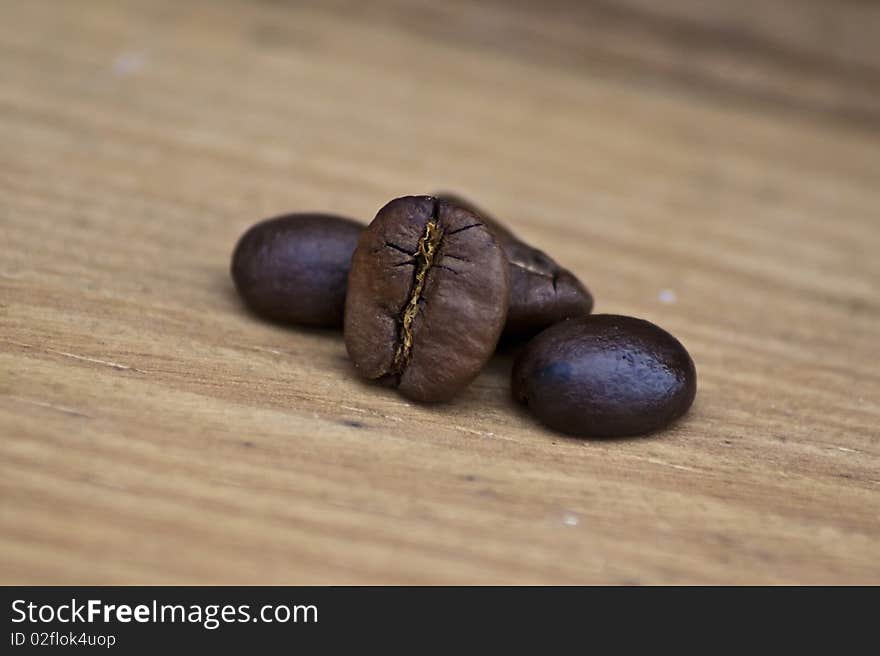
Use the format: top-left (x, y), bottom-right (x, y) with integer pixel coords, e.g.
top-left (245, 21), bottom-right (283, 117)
top-left (1, 0), bottom-right (878, 584)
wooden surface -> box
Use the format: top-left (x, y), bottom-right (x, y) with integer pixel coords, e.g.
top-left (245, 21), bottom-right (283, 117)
top-left (1, 0), bottom-right (878, 584)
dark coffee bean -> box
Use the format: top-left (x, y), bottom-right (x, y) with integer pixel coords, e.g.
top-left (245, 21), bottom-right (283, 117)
top-left (435, 193), bottom-right (593, 338)
top-left (512, 315), bottom-right (696, 437)
top-left (231, 213), bottom-right (361, 327)
top-left (345, 195), bottom-right (510, 402)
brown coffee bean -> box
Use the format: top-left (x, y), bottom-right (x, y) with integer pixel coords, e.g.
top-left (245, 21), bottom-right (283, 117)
top-left (231, 213), bottom-right (361, 327)
top-left (344, 196), bottom-right (510, 402)
top-left (512, 315), bottom-right (696, 437)
top-left (435, 193), bottom-right (593, 338)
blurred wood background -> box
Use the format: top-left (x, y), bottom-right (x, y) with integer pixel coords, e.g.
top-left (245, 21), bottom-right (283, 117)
top-left (1, 0), bottom-right (878, 584)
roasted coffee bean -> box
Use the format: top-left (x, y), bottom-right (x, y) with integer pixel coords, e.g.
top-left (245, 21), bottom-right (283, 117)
top-left (512, 315), bottom-right (696, 437)
top-left (231, 213), bottom-right (362, 327)
top-left (345, 195), bottom-right (510, 402)
top-left (436, 193), bottom-right (593, 338)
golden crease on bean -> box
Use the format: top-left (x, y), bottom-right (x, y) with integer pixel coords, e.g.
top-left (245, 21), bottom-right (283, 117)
top-left (391, 219), bottom-right (443, 373)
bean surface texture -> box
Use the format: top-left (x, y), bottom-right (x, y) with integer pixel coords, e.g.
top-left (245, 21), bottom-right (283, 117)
top-left (345, 196), bottom-right (510, 402)
top-left (512, 314), bottom-right (697, 437)
top-left (231, 213), bottom-right (362, 327)
top-left (436, 192), bottom-right (593, 338)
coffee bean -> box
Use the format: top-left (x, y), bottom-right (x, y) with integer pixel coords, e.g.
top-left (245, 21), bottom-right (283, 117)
top-left (512, 315), bottom-right (696, 437)
top-left (231, 213), bottom-right (362, 327)
top-left (436, 193), bottom-right (593, 338)
top-left (345, 195), bottom-right (510, 402)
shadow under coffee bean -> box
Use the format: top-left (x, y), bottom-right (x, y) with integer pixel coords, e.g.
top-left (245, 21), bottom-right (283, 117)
top-left (344, 195), bottom-right (510, 403)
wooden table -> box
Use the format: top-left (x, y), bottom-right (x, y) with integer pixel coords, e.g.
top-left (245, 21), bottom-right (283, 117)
top-left (2, 0), bottom-right (878, 584)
